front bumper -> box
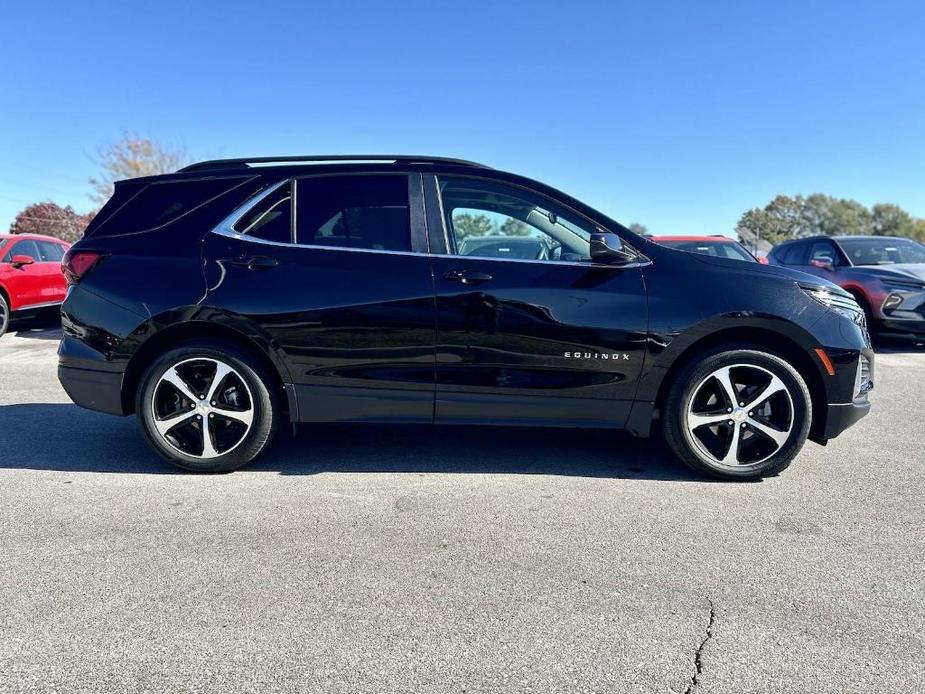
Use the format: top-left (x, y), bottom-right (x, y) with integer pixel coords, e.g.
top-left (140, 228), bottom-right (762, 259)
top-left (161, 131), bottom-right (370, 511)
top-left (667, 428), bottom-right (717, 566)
top-left (820, 398), bottom-right (871, 440)
top-left (877, 318), bottom-right (925, 340)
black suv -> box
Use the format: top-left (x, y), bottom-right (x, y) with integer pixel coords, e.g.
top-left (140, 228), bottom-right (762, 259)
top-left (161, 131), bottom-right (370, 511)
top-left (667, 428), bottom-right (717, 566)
top-left (58, 155), bottom-right (873, 479)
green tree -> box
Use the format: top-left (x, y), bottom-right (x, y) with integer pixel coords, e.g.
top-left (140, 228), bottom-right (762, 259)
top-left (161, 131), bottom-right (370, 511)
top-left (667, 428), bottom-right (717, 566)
top-left (499, 218), bottom-right (531, 236)
top-left (736, 195), bottom-right (807, 247)
top-left (453, 213), bottom-right (495, 239)
top-left (871, 203), bottom-right (921, 239)
top-left (628, 223), bottom-right (648, 236)
top-left (734, 194), bottom-right (918, 247)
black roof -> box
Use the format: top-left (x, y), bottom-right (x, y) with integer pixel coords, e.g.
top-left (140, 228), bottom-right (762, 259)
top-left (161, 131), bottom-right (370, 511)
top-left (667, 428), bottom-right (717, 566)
top-left (178, 154), bottom-right (490, 173)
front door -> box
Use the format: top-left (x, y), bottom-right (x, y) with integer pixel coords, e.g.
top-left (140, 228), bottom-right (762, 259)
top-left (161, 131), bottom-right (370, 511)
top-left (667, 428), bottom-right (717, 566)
top-left (426, 175), bottom-right (648, 428)
top-left (1, 239), bottom-right (44, 308)
top-left (203, 173), bottom-right (437, 423)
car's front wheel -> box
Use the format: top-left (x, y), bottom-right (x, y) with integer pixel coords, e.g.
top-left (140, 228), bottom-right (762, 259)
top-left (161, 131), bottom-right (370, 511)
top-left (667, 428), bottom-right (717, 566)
top-left (0, 293), bottom-right (9, 337)
top-left (662, 348), bottom-right (812, 480)
top-left (136, 340), bottom-right (278, 472)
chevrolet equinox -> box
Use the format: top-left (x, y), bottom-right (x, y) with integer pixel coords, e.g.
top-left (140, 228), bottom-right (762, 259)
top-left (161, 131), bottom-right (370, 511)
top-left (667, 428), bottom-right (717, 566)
top-left (58, 155), bottom-right (874, 479)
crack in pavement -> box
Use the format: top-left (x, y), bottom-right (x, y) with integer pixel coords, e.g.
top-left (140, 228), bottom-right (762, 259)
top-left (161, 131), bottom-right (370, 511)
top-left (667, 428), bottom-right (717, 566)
top-left (683, 598), bottom-right (715, 694)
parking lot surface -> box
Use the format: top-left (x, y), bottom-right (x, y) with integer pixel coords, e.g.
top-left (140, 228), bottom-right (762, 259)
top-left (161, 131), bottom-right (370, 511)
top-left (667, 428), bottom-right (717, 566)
top-left (1, 324), bottom-right (923, 693)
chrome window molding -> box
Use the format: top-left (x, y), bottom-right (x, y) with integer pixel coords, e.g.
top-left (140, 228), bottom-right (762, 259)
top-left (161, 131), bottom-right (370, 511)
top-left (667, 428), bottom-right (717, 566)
top-left (209, 176), bottom-right (652, 270)
top-left (211, 225), bottom-right (650, 269)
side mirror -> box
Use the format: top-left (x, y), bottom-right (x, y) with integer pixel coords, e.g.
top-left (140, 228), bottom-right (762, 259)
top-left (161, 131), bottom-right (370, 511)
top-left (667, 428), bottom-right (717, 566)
top-left (810, 259), bottom-right (834, 272)
top-left (590, 232), bottom-right (636, 264)
top-left (11, 255), bottom-right (35, 268)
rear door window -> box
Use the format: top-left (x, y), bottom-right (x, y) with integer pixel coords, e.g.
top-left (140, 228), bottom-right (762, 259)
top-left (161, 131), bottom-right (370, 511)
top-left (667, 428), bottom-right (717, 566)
top-left (36, 241), bottom-right (66, 262)
top-left (779, 243), bottom-right (807, 265)
top-left (295, 175), bottom-right (411, 252)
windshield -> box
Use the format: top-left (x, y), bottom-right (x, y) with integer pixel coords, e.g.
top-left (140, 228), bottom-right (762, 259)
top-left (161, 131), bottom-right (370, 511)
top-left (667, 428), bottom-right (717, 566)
top-left (658, 239), bottom-right (756, 262)
top-left (839, 238), bottom-right (925, 265)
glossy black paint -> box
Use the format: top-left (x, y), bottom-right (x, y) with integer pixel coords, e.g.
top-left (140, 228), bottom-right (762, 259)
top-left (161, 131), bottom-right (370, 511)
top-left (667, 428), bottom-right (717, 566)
top-left (58, 159), bottom-right (873, 443)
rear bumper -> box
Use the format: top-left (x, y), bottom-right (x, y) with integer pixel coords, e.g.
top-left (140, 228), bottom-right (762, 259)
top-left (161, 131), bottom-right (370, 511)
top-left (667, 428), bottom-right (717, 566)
top-left (58, 364), bottom-right (126, 416)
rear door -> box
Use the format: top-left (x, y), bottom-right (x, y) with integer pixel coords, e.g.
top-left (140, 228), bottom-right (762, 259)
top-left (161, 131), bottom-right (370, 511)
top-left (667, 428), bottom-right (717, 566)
top-left (426, 174), bottom-right (648, 428)
top-left (34, 240), bottom-right (68, 303)
top-left (203, 172), bottom-right (437, 423)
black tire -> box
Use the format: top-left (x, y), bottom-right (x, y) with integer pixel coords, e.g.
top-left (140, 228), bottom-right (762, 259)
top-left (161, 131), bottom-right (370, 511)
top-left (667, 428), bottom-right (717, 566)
top-left (0, 293), bottom-right (9, 338)
top-left (662, 348), bottom-right (812, 480)
top-left (135, 339), bottom-right (279, 472)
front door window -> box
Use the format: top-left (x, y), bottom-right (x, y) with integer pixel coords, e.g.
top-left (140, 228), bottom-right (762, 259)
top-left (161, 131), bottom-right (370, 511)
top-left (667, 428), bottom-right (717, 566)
top-left (439, 177), bottom-right (595, 263)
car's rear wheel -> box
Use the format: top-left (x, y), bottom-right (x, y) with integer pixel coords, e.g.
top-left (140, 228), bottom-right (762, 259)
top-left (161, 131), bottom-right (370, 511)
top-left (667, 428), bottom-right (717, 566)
top-left (0, 294), bottom-right (9, 337)
top-left (662, 348), bottom-right (812, 480)
top-left (136, 340), bottom-right (278, 472)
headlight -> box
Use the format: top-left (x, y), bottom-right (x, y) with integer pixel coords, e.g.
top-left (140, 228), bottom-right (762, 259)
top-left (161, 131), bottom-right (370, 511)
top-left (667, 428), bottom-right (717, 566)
top-left (880, 279), bottom-right (925, 314)
top-left (799, 284), bottom-right (866, 326)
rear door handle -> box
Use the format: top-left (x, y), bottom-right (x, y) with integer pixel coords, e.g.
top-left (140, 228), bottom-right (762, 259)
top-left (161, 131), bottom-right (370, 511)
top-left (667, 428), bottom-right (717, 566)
top-left (231, 256), bottom-right (279, 270)
top-left (443, 270), bottom-right (493, 285)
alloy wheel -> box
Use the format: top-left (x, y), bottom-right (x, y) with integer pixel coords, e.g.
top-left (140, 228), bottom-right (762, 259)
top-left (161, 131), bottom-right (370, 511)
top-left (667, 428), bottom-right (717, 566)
top-left (685, 364), bottom-right (794, 470)
top-left (151, 358), bottom-right (254, 459)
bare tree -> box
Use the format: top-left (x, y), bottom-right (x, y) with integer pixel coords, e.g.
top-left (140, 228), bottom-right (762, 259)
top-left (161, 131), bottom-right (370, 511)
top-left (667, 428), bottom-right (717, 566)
top-left (89, 132), bottom-right (190, 206)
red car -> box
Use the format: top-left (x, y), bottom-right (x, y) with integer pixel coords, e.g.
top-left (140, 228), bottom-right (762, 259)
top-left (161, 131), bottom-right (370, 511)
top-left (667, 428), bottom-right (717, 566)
top-left (0, 233), bottom-right (71, 337)
top-left (650, 235), bottom-right (768, 263)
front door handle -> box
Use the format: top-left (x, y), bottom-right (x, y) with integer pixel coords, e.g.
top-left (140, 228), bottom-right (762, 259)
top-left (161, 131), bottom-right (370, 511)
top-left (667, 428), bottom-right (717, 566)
top-left (231, 256), bottom-right (279, 270)
top-left (443, 270), bottom-right (493, 285)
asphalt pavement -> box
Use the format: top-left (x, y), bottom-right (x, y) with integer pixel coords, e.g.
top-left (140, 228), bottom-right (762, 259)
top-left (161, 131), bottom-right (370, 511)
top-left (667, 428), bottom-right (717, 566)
top-left (1, 323), bottom-right (923, 693)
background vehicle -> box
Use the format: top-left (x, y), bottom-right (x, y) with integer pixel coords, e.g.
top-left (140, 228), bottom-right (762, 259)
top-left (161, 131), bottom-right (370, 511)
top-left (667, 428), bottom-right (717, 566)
top-left (57, 156), bottom-right (873, 480)
top-left (0, 233), bottom-right (70, 337)
top-left (651, 235), bottom-right (767, 263)
top-left (768, 235), bottom-right (925, 341)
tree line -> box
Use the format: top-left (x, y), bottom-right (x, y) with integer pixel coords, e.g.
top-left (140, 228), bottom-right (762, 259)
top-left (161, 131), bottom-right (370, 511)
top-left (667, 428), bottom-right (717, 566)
top-left (736, 194), bottom-right (925, 248)
top-left (7, 138), bottom-right (924, 248)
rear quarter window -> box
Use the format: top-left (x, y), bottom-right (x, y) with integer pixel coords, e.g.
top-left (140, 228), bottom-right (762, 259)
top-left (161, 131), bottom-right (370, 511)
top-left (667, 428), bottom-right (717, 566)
top-left (86, 176), bottom-right (250, 237)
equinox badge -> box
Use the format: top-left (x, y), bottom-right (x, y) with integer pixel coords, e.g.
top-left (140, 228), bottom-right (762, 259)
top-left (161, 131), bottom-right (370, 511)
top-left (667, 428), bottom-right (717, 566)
top-left (564, 351), bottom-right (630, 360)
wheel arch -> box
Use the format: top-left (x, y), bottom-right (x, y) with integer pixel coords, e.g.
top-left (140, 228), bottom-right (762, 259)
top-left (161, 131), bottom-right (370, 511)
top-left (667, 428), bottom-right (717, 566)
top-left (120, 319), bottom-right (292, 418)
top-left (642, 325), bottom-right (829, 442)
top-left (842, 285), bottom-right (874, 317)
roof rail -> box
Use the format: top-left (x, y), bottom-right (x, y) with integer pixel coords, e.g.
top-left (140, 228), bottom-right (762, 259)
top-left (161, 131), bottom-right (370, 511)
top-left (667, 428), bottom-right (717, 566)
top-left (178, 154), bottom-right (490, 173)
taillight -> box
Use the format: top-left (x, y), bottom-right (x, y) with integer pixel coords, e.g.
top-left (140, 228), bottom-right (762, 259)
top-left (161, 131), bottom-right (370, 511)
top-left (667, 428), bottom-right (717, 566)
top-left (62, 249), bottom-right (106, 285)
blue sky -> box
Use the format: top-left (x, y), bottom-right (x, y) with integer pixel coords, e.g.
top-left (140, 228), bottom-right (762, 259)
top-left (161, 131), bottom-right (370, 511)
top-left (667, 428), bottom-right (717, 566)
top-left (1, 0), bottom-right (923, 235)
